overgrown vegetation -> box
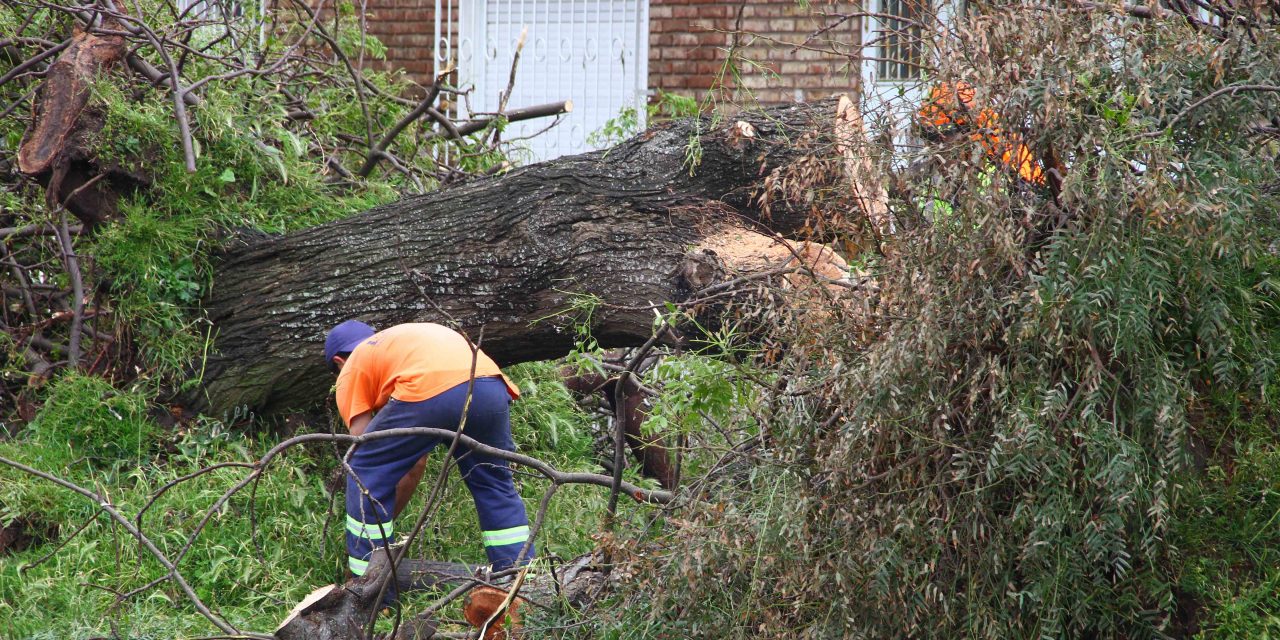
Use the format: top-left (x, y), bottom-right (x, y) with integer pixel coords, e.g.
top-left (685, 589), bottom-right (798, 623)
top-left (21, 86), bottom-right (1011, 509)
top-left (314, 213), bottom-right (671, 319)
top-left (584, 5), bottom-right (1280, 640)
top-left (4, 0), bottom-right (1280, 638)
top-left (0, 0), bottom-right (537, 398)
top-left (0, 361), bottom-right (621, 637)
top-left (0, 2), bottom-right (600, 637)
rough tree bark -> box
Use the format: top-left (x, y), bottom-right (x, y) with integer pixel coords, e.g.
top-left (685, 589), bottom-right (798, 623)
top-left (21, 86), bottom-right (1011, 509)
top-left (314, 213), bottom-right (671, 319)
top-left (198, 99), bottom-right (848, 417)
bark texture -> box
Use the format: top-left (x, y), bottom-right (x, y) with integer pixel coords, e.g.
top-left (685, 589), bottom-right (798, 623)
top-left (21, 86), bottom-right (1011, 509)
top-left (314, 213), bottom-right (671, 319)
top-left (199, 99), bottom-right (844, 416)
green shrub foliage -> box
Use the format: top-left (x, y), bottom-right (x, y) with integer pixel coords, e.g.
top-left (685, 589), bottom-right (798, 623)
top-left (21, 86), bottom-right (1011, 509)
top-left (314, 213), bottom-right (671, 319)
top-left (605, 7), bottom-right (1280, 639)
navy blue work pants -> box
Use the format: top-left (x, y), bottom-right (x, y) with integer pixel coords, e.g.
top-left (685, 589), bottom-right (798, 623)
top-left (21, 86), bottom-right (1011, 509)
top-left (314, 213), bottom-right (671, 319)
top-left (344, 377), bottom-right (532, 575)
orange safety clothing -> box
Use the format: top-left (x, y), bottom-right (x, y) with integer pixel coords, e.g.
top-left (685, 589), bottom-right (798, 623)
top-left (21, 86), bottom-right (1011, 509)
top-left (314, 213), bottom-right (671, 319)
top-left (335, 322), bottom-right (519, 426)
top-left (918, 82), bottom-right (1046, 185)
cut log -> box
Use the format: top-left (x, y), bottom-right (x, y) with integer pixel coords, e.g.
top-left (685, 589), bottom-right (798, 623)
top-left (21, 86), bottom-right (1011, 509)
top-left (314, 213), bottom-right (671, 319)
top-left (274, 551), bottom-right (390, 640)
top-left (463, 586), bottom-right (523, 640)
top-left (198, 99), bottom-right (859, 416)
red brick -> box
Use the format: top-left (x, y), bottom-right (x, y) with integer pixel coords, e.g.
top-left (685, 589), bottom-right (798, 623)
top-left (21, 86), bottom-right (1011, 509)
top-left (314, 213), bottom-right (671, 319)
top-left (651, 60), bottom-right (677, 74)
top-left (668, 32), bottom-right (707, 47)
top-left (399, 60), bottom-right (430, 74)
top-left (684, 46), bottom-right (719, 61)
top-left (683, 75), bottom-right (715, 89)
top-left (694, 61), bottom-right (722, 75)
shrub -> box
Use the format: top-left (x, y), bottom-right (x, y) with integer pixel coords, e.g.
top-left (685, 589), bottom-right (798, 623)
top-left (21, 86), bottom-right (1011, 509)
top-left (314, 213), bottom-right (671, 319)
top-left (598, 6), bottom-right (1280, 639)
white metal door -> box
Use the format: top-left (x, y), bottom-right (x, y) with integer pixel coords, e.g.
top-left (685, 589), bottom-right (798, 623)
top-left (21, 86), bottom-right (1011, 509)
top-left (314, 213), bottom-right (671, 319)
top-left (459, 0), bottom-right (649, 163)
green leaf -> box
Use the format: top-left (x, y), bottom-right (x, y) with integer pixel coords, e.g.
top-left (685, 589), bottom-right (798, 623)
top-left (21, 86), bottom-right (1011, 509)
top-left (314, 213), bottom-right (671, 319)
top-left (218, 168), bottom-right (236, 183)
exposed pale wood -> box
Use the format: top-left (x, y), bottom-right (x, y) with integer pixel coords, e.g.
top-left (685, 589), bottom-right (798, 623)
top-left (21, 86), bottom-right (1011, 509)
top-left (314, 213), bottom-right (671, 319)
top-left (834, 94), bottom-right (891, 251)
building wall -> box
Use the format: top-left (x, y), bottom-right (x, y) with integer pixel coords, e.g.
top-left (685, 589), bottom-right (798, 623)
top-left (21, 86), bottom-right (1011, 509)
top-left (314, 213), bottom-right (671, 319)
top-left (358, 0), bottom-right (456, 87)
top-left (648, 0), bottom-right (863, 106)
top-left (351, 1), bottom-right (863, 105)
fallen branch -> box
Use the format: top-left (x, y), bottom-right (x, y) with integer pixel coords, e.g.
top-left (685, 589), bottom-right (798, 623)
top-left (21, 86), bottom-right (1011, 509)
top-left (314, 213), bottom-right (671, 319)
top-left (17, 26), bottom-right (125, 176)
top-left (355, 98), bottom-right (572, 178)
top-left (354, 66), bottom-right (454, 178)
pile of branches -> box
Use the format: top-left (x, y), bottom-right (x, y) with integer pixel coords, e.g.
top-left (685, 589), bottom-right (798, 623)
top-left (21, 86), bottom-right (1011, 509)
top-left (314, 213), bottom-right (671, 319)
top-left (612, 2), bottom-right (1280, 638)
top-left (0, 0), bottom-right (567, 417)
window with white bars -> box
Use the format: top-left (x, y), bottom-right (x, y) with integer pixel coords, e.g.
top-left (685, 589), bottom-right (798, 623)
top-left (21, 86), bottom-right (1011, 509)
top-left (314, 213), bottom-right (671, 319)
top-left (875, 0), bottom-right (927, 82)
top-left (458, 0), bottom-right (649, 163)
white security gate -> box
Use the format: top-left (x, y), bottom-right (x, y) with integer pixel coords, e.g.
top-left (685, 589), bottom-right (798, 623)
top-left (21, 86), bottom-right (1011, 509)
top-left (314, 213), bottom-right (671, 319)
top-left (458, 0), bottom-right (649, 163)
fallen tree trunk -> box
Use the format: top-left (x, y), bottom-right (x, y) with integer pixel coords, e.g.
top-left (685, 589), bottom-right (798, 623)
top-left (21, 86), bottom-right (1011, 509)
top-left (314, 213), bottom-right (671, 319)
top-left (198, 99), bottom-right (852, 416)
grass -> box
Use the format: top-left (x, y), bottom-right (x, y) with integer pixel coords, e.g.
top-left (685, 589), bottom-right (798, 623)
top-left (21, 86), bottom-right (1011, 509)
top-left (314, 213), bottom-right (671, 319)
top-left (0, 361), bottom-right (644, 639)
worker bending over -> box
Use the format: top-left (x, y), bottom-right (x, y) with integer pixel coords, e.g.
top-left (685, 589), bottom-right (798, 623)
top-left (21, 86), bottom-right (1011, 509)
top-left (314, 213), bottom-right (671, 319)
top-left (324, 320), bottom-right (532, 578)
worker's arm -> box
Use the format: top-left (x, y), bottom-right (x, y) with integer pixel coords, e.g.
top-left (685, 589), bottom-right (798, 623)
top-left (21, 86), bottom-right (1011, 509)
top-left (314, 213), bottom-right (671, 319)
top-left (348, 411), bottom-right (373, 436)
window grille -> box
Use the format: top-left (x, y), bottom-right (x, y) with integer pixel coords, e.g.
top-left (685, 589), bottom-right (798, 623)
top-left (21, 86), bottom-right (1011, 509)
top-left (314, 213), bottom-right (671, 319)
top-left (876, 0), bottom-right (926, 81)
top-left (458, 0), bottom-right (649, 162)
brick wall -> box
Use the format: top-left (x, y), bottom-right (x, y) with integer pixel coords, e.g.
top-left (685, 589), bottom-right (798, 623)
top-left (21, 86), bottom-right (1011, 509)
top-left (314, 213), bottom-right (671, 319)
top-left (357, 0), bottom-right (456, 88)
top-left (649, 0), bottom-right (863, 106)
top-left (339, 0), bottom-right (862, 104)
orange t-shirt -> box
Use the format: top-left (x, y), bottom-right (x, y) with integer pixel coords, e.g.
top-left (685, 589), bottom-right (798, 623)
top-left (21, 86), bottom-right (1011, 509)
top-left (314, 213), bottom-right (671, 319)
top-left (334, 323), bottom-right (519, 426)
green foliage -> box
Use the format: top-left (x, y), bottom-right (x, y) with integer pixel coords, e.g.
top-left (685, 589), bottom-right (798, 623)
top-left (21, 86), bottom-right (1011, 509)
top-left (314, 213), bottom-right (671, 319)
top-left (589, 8), bottom-right (1280, 640)
top-left (588, 90), bottom-right (702, 148)
top-left (1174, 390), bottom-right (1280, 638)
top-left (0, 411), bottom-right (344, 639)
top-left (642, 354), bottom-right (756, 442)
top-left (6, 2), bottom-right (1280, 638)
top-left (508, 361), bottom-right (596, 458)
top-left (23, 373), bottom-right (153, 463)
top-left (77, 76), bottom-right (397, 375)
top-left (0, 0), bottom-right (516, 385)
top-left (0, 364), bottom-right (613, 638)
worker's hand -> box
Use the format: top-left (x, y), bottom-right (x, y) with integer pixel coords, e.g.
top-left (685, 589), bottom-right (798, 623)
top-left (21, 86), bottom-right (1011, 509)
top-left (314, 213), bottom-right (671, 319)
top-left (348, 411), bottom-right (372, 437)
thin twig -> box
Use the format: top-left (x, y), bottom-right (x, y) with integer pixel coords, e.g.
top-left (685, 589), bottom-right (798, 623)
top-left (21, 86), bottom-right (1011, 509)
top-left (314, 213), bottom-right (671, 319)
top-left (606, 370), bottom-right (629, 524)
top-left (0, 36), bottom-right (69, 87)
top-left (120, 1), bottom-right (197, 171)
top-left (54, 206), bottom-right (84, 365)
top-left (355, 67), bottom-right (453, 177)
top-left (1147, 83), bottom-right (1280, 137)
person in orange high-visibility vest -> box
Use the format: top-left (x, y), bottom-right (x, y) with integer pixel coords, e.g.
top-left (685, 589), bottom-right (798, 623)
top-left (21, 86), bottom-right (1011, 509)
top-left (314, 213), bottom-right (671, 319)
top-left (917, 81), bottom-right (1047, 186)
top-left (324, 321), bottom-right (532, 581)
